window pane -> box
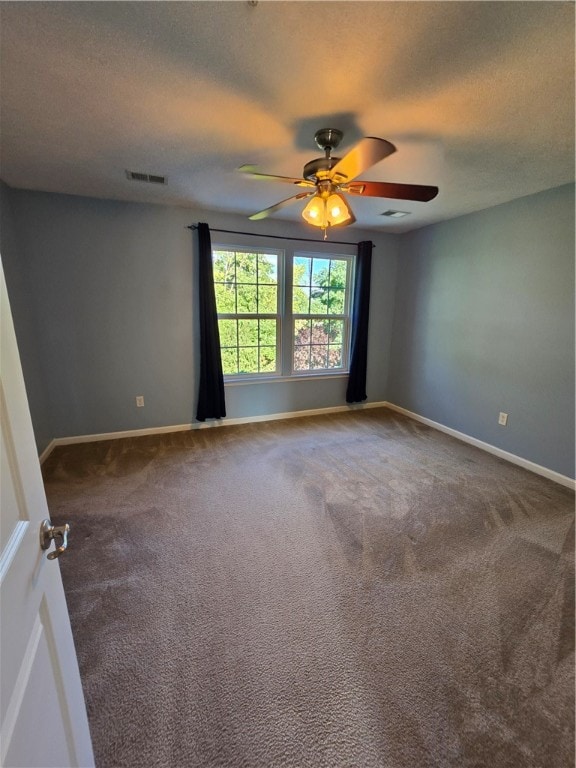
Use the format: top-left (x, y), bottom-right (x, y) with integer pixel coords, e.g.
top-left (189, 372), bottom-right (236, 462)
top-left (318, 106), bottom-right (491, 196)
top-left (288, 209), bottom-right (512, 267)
top-left (310, 318), bottom-right (331, 344)
top-left (238, 319), bottom-right (258, 346)
top-left (235, 252), bottom-right (257, 283)
top-left (218, 319), bottom-right (237, 347)
top-left (212, 251), bottom-right (235, 283)
top-left (221, 347), bottom-right (238, 375)
top-left (311, 258), bottom-right (330, 287)
top-left (327, 346), bottom-right (343, 368)
top-left (294, 319), bottom-right (311, 345)
top-left (236, 284), bottom-right (257, 313)
top-left (327, 288), bottom-right (345, 314)
top-left (293, 345), bottom-right (311, 371)
top-left (293, 255), bottom-right (312, 313)
top-left (293, 285), bottom-right (310, 314)
top-left (309, 288), bottom-right (329, 315)
top-left (258, 254), bottom-right (278, 284)
top-left (214, 283), bottom-right (236, 313)
top-left (238, 346), bottom-right (258, 374)
top-left (295, 319), bottom-right (339, 372)
top-left (310, 345), bottom-right (328, 369)
top-left (293, 256), bottom-right (311, 286)
top-left (328, 319), bottom-right (344, 344)
top-left (259, 320), bottom-right (276, 346)
top-left (294, 258), bottom-right (349, 317)
top-left (258, 285), bottom-right (277, 313)
top-left (259, 347), bottom-right (276, 373)
top-left (329, 260), bottom-right (347, 289)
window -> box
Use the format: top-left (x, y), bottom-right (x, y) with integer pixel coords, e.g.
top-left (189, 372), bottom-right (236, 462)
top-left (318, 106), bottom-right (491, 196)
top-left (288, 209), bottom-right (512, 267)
top-left (213, 245), bottom-right (354, 380)
top-left (292, 254), bottom-right (352, 373)
top-left (213, 248), bottom-right (280, 376)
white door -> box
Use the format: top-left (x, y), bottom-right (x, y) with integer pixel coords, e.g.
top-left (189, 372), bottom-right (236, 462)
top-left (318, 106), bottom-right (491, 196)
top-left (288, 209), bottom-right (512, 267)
top-left (0, 259), bottom-right (94, 768)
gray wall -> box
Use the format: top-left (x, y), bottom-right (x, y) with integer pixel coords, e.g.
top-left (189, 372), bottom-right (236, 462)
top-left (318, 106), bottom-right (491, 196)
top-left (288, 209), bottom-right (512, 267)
top-left (3, 183), bottom-right (574, 479)
top-left (1, 187), bottom-right (398, 454)
top-left (388, 184), bottom-right (575, 479)
top-left (0, 183), bottom-right (54, 451)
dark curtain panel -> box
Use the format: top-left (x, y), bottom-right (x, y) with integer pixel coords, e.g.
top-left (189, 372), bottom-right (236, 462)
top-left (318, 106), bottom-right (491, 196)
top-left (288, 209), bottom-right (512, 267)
top-left (196, 222), bottom-right (226, 421)
top-left (346, 240), bottom-right (373, 403)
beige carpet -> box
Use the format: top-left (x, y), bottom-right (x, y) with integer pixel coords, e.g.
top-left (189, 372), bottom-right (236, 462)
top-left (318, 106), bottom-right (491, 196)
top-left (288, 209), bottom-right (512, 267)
top-left (42, 408), bottom-right (575, 768)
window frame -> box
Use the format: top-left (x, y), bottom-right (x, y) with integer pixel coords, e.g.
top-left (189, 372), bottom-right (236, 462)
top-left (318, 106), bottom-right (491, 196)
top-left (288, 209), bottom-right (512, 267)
top-left (288, 252), bottom-right (355, 377)
top-left (213, 245), bottom-right (284, 378)
top-left (212, 241), bottom-right (355, 383)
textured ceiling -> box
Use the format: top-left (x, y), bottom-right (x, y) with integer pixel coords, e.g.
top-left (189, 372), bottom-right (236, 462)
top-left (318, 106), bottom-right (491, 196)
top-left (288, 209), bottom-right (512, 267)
top-left (0, 1), bottom-right (574, 233)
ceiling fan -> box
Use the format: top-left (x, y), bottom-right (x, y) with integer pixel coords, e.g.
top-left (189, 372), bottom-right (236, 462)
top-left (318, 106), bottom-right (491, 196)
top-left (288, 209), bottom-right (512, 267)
top-left (239, 128), bottom-right (439, 238)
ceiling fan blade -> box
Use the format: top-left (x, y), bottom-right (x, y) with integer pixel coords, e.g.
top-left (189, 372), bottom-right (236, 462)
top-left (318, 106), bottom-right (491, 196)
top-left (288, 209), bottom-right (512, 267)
top-left (238, 165), bottom-right (314, 188)
top-left (346, 180), bottom-right (438, 202)
top-left (329, 138), bottom-right (396, 183)
top-left (249, 191), bottom-right (316, 221)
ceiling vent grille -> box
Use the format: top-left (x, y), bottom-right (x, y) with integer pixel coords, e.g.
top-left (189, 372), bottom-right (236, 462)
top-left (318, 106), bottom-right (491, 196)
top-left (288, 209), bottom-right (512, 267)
top-left (125, 170), bottom-right (167, 184)
top-left (381, 210), bottom-right (410, 218)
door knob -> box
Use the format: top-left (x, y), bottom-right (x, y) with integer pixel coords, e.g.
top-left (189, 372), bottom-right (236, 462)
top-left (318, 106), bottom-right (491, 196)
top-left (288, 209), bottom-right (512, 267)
top-left (39, 519), bottom-right (70, 560)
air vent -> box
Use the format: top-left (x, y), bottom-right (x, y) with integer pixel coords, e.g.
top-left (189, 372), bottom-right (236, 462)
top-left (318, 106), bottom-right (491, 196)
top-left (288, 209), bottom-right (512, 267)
top-left (381, 210), bottom-right (410, 218)
top-left (125, 170), bottom-right (167, 184)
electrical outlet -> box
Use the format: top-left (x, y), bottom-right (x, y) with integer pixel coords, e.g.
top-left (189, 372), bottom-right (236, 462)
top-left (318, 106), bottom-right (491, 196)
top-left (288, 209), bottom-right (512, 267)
top-left (136, 396), bottom-right (144, 407)
top-left (498, 412), bottom-right (508, 426)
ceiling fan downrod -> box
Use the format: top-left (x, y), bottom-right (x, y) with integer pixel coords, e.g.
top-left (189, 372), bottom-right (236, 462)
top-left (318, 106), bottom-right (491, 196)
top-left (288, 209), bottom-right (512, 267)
top-left (303, 128), bottom-right (344, 181)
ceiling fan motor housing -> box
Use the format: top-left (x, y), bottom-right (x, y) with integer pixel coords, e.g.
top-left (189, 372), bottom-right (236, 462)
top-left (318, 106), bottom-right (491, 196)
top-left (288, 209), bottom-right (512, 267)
top-left (303, 156), bottom-right (342, 181)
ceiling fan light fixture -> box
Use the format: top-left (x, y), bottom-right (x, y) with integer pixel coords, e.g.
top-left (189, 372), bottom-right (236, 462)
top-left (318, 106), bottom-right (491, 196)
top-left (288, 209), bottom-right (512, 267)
top-left (301, 192), bottom-right (355, 231)
top-left (240, 129), bottom-right (436, 231)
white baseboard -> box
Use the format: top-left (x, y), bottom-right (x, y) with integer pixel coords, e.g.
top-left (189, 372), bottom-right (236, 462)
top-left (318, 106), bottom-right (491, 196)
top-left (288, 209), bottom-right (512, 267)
top-left (385, 402), bottom-right (576, 491)
top-left (38, 401), bottom-right (389, 464)
top-left (39, 401), bottom-right (575, 490)
top-left (39, 440), bottom-right (57, 465)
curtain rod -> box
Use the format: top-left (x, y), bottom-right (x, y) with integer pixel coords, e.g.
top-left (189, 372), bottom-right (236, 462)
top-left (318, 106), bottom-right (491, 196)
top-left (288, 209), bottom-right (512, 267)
top-left (188, 225), bottom-right (374, 248)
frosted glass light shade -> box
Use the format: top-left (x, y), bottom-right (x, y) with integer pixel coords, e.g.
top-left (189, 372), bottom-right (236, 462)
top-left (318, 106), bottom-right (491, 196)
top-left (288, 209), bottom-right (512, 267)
top-left (301, 195), bottom-right (325, 225)
top-left (302, 193), bottom-right (355, 228)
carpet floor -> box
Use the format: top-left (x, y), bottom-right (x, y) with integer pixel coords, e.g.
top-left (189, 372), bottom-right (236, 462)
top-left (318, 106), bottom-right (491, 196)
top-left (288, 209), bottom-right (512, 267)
top-left (42, 408), bottom-right (575, 768)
